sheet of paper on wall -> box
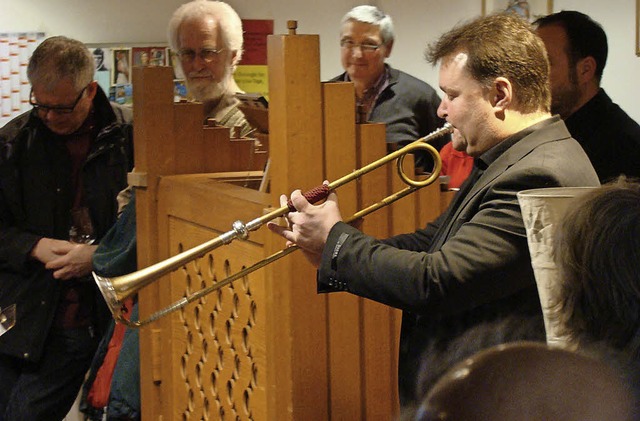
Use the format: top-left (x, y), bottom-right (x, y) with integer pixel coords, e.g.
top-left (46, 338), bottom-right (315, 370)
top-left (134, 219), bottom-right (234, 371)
top-left (0, 32), bottom-right (45, 128)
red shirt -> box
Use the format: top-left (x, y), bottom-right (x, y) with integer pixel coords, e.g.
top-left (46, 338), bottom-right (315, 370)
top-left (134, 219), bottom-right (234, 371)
top-left (440, 142), bottom-right (474, 189)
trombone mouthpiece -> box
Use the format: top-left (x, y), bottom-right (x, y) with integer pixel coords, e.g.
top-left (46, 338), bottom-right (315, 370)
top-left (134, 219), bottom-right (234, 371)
top-left (423, 123), bottom-right (453, 143)
top-left (440, 122), bottom-right (453, 134)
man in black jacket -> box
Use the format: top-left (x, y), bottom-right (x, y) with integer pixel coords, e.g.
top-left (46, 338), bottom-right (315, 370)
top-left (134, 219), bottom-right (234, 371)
top-left (0, 36), bottom-right (133, 420)
top-left (535, 11), bottom-right (640, 183)
top-left (269, 14), bottom-right (600, 406)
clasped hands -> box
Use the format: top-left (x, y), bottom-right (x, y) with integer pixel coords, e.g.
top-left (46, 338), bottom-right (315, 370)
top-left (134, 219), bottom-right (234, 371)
top-left (31, 238), bottom-right (97, 280)
top-left (267, 184), bottom-right (342, 268)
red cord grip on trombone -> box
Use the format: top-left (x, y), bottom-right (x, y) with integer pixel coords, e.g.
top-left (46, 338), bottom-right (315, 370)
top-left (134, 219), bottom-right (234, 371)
top-left (286, 184), bottom-right (331, 212)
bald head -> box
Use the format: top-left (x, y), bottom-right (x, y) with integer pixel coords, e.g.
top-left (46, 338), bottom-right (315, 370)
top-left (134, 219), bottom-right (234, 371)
top-left (419, 342), bottom-right (635, 421)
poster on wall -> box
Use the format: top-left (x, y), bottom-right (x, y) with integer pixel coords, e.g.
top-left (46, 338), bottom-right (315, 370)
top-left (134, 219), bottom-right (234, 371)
top-left (482, 0), bottom-right (553, 21)
top-left (133, 46), bottom-right (167, 67)
top-left (149, 47), bottom-right (166, 66)
top-left (112, 48), bottom-right (132, 85)
top-left (166, 47), bottom-right (183, 80)
top-left (234, 19), bottom-right (273, 99)
top-left (90, 47), bottom-right (112, 96)
top-left (132, 47), bottom-right (150, 67)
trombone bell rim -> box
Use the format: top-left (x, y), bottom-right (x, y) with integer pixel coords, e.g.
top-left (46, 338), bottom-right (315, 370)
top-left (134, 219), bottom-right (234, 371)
top-left (93, 272), bottom-right (125, 321)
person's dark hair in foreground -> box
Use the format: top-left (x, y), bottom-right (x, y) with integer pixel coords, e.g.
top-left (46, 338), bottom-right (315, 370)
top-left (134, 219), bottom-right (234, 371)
top-left (554, 177), bottom-right (640, 357)
top-left (414, 315), bottom-right (546, 400)
top-left (406, 341), bottom-right (640, 421)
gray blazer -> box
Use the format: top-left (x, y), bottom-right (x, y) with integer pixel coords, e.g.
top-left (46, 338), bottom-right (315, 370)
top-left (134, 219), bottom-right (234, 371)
top-left (317, 117), bottom-right (600, 403)
top-left (330, 65), bottom-right (446, 147)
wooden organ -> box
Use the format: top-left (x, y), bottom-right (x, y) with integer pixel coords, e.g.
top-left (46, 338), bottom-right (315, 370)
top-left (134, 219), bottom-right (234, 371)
top-left (131, 24), bottom-right (451, 421)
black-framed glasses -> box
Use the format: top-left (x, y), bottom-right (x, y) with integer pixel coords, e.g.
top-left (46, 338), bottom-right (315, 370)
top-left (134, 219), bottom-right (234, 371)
top-left (340, 39), bottom-right (382, 53)
top-left (177, 48), bottom-right (225, 63)
top-left (29, 85), bottom-right (89, 115)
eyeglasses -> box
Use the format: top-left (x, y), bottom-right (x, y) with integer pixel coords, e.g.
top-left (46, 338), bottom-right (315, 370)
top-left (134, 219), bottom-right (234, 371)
top-left (29, 85), bottom-right (89, 115)
top-left (177, 48), bottom-right (225, 63)
top-left (340, 39), bottom-right (383, 53)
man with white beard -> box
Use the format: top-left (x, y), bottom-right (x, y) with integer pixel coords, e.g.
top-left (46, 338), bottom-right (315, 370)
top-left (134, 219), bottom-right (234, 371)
top-left (78, 4), bottom-right (255, 418)
top-left (168, 0), bottom-right (253, 137)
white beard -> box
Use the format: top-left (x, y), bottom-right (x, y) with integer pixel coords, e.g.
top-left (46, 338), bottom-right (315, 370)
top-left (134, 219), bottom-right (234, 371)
top-left (185, 77), bottom-right (223, 102)
top-left (184, 67), bottom-right (232, 103)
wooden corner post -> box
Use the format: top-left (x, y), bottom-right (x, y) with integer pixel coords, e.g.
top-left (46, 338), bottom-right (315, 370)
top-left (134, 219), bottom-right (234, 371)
top-left (264, 23), bottom-right (329, 421)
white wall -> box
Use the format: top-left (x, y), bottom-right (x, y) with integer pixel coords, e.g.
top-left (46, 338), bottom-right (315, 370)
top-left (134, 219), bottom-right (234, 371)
top-left (1, 0), bottom-right (638, 122)
top-left (0, 0), bottom-right (184, 44)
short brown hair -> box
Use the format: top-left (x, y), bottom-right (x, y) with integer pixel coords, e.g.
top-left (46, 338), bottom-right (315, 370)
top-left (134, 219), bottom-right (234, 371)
top-left (425, 13), bottom-right (551, 114)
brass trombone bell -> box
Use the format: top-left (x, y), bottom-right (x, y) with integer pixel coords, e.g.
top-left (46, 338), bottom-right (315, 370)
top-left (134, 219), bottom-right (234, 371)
top-left (93, 123), bottom-right (453, 327)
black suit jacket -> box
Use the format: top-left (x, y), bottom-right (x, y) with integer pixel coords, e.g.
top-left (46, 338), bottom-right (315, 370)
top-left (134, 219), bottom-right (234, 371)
top-left (565, 89), bottom-right (640, 183)
top-left (317, 117), bottom-right (600, 403)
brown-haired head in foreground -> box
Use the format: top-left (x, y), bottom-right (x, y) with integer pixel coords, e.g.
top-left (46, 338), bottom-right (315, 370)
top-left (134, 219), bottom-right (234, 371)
top-left (417, 341), bottom-right (636, 421)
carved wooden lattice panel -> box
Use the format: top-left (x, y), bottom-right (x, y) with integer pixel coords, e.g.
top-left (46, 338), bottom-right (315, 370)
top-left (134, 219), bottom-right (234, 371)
top-left (168, 217), bottom-right (267, 421)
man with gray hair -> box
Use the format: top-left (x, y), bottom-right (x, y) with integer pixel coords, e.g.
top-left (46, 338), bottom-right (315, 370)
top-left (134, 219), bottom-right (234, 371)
top-left (331, 5), bottom-right (446, 171)
top-left (0, 36), bottom-right (133, 420)
top-left (168, 0), bottom-right (253, 137)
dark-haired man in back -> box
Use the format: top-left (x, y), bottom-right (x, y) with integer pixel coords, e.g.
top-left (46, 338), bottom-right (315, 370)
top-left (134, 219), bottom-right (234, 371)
top-left (535, 11), bottom-right (640, 183)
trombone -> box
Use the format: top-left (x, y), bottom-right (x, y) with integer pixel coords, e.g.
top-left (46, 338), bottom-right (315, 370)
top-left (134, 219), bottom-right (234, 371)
top-left (94, 123), bottom-right (453, 327)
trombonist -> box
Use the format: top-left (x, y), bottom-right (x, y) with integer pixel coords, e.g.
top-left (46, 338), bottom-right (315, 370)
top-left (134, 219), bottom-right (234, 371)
top-left (268, 13), bottom-right (600, 406)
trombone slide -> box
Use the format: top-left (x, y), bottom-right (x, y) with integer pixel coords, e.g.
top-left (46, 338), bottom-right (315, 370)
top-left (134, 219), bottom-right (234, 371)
top-left (94, 123), bottom-right (453, 327)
